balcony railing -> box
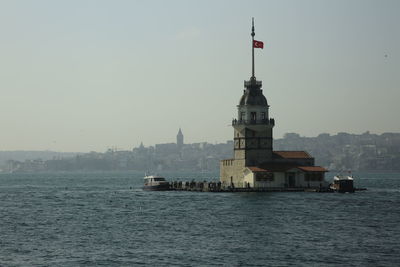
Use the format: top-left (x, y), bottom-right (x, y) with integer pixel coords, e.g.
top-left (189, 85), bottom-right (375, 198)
top-left (244, 80), bottom-right (262, 87)
top-left (232, 118), bottom-right (275, 126)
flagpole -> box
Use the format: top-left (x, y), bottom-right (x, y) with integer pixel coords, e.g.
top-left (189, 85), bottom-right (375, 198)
top-left (251, 18), bottom-right (255, 79)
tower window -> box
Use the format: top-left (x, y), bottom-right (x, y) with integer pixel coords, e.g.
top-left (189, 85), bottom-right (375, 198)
top-left (251, 112), bottom-right (256, 121)
top-left (261, 112), bottom-right (266, 120)
top-left (240, 112), bottom-right (245, 120)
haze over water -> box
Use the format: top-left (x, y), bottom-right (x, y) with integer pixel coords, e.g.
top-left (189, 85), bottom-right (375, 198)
top-left (0, 0), bottom-right (399, 152)
top-left (1, 171), bottom-right (399, 266)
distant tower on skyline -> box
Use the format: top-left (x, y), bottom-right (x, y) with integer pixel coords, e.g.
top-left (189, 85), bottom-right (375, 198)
top-left (177, 128), bottom-right (184, 149)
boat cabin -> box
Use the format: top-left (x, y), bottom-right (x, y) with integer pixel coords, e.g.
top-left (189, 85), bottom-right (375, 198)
top-left (331, 175), bottom-right (355, 193)
top-left (144, 176), bottom-right (166, 184)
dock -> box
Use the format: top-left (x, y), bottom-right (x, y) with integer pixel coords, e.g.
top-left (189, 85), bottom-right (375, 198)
top-left (166, 180), bottom-right (335, 193)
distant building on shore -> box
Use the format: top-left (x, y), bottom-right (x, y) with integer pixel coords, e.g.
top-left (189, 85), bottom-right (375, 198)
top-left (220, 19), bottom-right (328, 189)
top-left (177, 128), bottom-right (184, 150)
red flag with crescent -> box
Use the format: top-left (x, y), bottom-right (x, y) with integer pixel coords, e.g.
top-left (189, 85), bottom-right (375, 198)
top-left (253, 40), bottom-right (264, 49)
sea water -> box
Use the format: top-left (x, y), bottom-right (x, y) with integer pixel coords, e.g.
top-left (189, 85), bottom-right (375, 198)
top-left (0, 171), bottom-right (399, 266)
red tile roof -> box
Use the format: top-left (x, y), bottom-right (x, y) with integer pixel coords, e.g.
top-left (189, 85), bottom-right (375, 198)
top-left (273, 151), bottom-right (313, 159)
top-left (248, 167), bottom-right (270, 172)
top-left (249, 164), bottom-right (294, 172)
top-left (247, 165), bottom-right (328, 173)
top-left (297, 166), bottom-right (328, 172)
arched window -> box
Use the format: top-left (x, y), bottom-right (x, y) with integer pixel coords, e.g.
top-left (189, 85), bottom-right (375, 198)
top-left (251, 112), bottom-right (256, 121)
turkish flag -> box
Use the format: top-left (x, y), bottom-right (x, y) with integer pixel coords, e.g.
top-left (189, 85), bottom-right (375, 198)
top-left (253, 40), bottom-right (264, 49)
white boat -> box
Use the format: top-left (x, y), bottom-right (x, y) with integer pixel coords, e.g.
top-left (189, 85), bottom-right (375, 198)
top-left (143, 175), bottom-right (170, 191)
top-left (330, 175), bottom-right (355, 193)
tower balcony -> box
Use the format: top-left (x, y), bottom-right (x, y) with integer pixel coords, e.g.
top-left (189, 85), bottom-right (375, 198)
top-left (232, 118), bottom-right (275, 126)
top-left (244, 80), bottom-right (262, 88)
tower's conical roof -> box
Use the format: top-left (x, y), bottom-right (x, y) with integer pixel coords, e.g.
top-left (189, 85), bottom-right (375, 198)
top-left (239, 79), bottom-right (268, 106)
top-left (239, 88), bottom-right (268, 106)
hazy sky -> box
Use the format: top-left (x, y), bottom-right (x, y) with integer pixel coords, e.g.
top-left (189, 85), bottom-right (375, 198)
top-left (0, 0), bottom-right (399, 152)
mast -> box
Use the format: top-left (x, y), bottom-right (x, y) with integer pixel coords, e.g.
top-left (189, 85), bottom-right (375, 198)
top-left (251, 17), bottom-right (255, 79)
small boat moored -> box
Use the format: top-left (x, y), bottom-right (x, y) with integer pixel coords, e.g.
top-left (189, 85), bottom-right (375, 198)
top-left (330, 175), bottom-right (355, 193)
top-left (143, 175), bottom-right (170, 191)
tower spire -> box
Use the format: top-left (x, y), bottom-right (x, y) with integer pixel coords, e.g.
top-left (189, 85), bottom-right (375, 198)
top-left (251, 17), bottom-right (255, 79)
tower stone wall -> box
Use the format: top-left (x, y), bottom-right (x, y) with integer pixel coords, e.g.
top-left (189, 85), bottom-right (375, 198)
top-left (232, 78), bottom-right (274, 166)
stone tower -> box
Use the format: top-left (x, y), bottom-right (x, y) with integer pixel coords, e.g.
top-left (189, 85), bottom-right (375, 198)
top-left (232, 18), bottom-right (274, 166)
top-left (176, 128), bottom-right (184, 149)
top-left (233, 79), bottom-right (274, 166)
top-left (220, 19), bottom-right (327, 189)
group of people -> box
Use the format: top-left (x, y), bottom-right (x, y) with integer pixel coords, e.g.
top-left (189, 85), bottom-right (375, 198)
top-left (169, 180), bottom-right (222, 191)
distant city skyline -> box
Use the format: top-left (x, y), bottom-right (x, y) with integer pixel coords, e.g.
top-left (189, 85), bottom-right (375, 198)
top-left (0, 0), bottom-right (399, 152)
